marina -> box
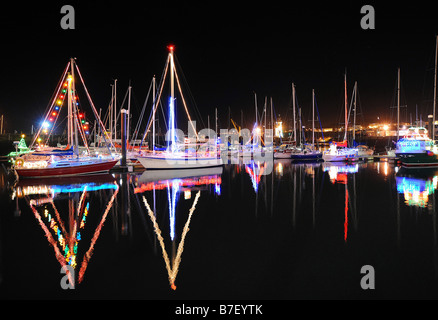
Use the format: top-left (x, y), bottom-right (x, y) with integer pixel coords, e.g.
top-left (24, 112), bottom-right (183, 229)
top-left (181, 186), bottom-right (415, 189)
top-left (2, 2), bottom-right (438, 304)
top-left (1, 157), bottom-right (438, 299)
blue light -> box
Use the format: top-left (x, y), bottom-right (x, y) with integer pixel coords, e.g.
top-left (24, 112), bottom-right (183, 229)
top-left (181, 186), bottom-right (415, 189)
top-left (51, 183), bottom-right (118, 194)
top-left (167, 179), bottom-right (181, 241)
top-left (168, 97), bottom-right (176, 153)
top-left (42, 121), bottom-right (50, 128)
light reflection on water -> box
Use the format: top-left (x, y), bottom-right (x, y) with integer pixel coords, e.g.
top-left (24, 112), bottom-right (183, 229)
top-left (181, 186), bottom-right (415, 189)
top-left (1, 159), bottom-right (438, 299)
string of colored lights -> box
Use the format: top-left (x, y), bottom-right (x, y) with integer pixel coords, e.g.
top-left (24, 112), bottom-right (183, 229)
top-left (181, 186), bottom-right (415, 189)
top-left (141, 54), bottom-right (170, 147)
top-left (30, 61), bottom-right (71, 148)
top-left (27, 181), bottom-right (118, 285)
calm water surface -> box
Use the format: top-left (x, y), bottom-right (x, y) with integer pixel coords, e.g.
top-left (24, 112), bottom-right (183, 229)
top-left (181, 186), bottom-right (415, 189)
top-left (0, 158), bottom-right (438, 299)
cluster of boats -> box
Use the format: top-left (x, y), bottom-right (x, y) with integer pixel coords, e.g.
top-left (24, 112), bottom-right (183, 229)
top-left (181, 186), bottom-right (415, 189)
top-left (6, 40), bottom-right (438, 179)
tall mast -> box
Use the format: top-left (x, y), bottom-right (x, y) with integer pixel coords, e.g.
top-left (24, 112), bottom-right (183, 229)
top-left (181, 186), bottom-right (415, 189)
top-left (270, 97), bottom-right (273, 149)
top-left (109, 84), bottom-right (113, 141)
top-left (169, 45), bottom-right (176, 152)
top-left (292, 83), bottom-right (296, 143)
top-left (127, 82), bottom-right (132, 144)
top-left (152, 75), bottom-right (156, 153)
top-left (114, 79), bottom-right (117, 141)
top-left (67, 72), bottom-right (73, 147)
top-left (353, 81), bottom-right (357, 142)
top-left (397, 68), bottom-right (400, 142)
top-left (70, 58), bottom-right (79, 156)
top-left (344, 71), bottom-right (348, 141)
top-left (254, 92), bottom-right (258, 145)
top-left (215, 107), bottom-right (218, 137)
top-left (264, 96), bottom-right (267, 137)
top-left (312, 89), bottom-right (315, 147)
top-left (254, 92), bottom-right (258, 126)
top-left (433, 35), bottom-right (437, 141)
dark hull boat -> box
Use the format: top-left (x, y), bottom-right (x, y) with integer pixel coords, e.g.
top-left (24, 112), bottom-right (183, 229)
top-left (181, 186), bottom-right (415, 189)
top-left (397, 151), bottom-right (438, 168)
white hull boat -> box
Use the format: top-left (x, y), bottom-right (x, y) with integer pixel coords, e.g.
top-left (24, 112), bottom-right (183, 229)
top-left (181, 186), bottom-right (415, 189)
top-left (137, 152), bottom-right (223, 170)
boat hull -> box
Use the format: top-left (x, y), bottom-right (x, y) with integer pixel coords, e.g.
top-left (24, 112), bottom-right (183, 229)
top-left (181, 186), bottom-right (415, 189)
top-left (322, 154), bottom-right (346, 162)
top-left (273, 152), bottom-right (292, 159)
top-left (397, 151), bottom-right (438, 168)
top-left (137, 154), bottom-right (223, 170)
top-left (291, 153), bottom-right (322, 162)
top-left (15, 159), bottom-right (118, 178)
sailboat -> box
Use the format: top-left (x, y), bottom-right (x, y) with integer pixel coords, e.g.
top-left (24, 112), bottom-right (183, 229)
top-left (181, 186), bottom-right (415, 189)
top-left (323, 73), bottom-right (358, 162)
top-left (290, 89), bottom-right (322, 162)
top-left (137, 46), bottom-right (222, 170)
top-left (14, 58), bottom-right (118, 178)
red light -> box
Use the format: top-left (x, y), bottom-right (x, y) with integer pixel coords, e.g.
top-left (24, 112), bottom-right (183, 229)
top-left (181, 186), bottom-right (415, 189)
top-left (49, 118), bottom-right (53, 122)
top-left (63, 83), bottom-right (68, 87)
top-left (167, 44), bottom-right (175, 52)
top-left (79, 113), bottom-right (83, 118)
top-left (60, 95), bottom-right (64, 99)
top-left (52, 112), bottom-right (57, 116)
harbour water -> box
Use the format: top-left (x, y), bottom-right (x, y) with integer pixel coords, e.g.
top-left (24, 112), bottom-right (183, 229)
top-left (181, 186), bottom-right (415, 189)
top-left (1, 156), bottom-right (438, 300)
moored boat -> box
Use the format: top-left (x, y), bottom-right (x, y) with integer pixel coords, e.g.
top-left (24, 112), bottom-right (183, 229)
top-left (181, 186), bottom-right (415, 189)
top-left (14, 58), bottom-right (118, 179)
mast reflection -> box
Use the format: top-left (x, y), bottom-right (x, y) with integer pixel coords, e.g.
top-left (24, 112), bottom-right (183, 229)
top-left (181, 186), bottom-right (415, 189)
top-left (133, 167), bottom-right (223, 290)
top-left (322, 163), bottom-right (359, 242)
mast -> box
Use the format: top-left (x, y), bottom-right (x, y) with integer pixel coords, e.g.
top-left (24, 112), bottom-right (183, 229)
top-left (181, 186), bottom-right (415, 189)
top-left (353, 81), bottom-right (357, 142)
top-left (114, 79), bottom-right (118, 141)
top-left (312, 89), bottom-right (315, 147)
top-left (152, 75), bottom-right (156, 153)
top-left (215, 107), bottom-right (218, 137)
top-left (397, 67), bottom-right (400, 142)
top-left (254, 92), bottom-right (258, 145)
top-left (264, 96), bottom-right (267, 139)
top-left (169, 45), bottom-right (176, 152)
top-left (67, 72), bottom-right (73, 147)
top-left (433, 35), bottom-right (437, 141)
top-left (127, 83), bottom-right (132, 145)
top-left (270, 97), bottom-right (273, 150)
top-left (109, 83), bottom-right (114, 141)
top-left (344, 71), bottom-right (348, 141)
top-left (292, 83), bottom-right (296, 143)
top-left (70, 58), bottom-right (79, 157)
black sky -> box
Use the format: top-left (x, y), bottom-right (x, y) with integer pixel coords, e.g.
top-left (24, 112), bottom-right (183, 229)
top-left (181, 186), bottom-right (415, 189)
top-left (1, 1), bottom-right (438, 132)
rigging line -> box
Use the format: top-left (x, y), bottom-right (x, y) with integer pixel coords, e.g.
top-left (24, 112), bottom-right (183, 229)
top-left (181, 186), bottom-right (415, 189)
top-left (74, 112), bottom-right (90, 153)
top-left (314, 95), bottom-right (325, 141)
top-left (78, 183), bottom-right (119, 284)
top-left (131, 80), bottom-right (153, 144)
top-left (114, 86), bottom-right (130, 129)
top-left (140, 55), bottom-right (170, 148)
top-left (31, 61), bottom-right (71, 149)
top-left (173, 55), bottom-right (205, 129)
top-left (174, 66), bottom-right (199, 140)
top-left (74, 61), bottom-right (114, 154)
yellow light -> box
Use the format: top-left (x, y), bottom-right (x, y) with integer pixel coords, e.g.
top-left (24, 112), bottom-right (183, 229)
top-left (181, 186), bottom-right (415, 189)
top-left (255, 127), bottom-right (261, 134)
top-left (383, 125), bottom-right (389, 131)
top-left (67, 75), bottom-right (72, 82)
top-left (21, 134), bottom-right (25, 138)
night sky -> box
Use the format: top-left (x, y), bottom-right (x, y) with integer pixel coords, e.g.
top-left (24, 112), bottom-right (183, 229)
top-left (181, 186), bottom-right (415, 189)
top-left (1, 2), bottom-right (437, 133)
